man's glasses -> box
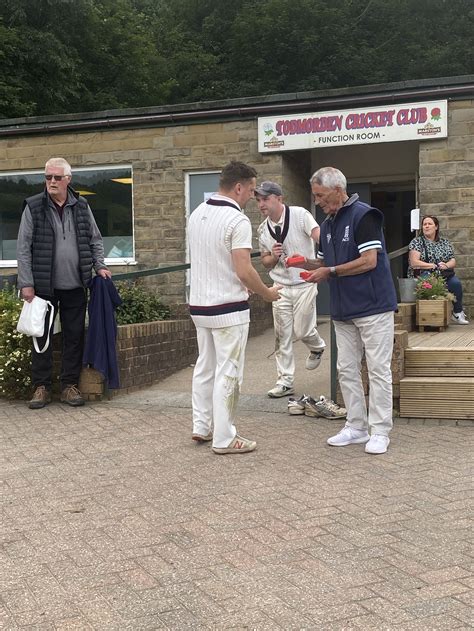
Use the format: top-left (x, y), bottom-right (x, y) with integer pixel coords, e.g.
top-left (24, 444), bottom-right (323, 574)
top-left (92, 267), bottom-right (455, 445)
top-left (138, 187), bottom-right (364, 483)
top-left (45, 174), bottom-right (69, 181)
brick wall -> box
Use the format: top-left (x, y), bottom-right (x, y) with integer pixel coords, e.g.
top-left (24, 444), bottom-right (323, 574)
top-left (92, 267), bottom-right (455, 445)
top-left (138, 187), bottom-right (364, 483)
top-left (395, 302), bottom-right (416, 332)
top-left (115, 317), bottom-right (198, 393)
top-left (79, 295), bottom-right (273, 399)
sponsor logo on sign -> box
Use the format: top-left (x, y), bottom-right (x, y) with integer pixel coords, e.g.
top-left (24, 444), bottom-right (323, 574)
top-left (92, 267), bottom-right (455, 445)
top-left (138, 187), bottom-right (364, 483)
top-left (417, 122), bottom-right (442, 136)
top-left (264, 136), bottom-right (285, 149)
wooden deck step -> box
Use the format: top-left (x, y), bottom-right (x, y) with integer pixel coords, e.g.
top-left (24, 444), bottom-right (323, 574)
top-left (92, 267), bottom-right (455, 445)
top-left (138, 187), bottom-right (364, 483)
top-left (399, 377), bottom-right (474, 419)
top-left (405, 348), bottom-right (474, 377)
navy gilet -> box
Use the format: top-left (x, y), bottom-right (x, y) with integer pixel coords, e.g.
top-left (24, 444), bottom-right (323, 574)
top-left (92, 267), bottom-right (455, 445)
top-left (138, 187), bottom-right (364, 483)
top-left (320, 199), bottom-right (397, 320)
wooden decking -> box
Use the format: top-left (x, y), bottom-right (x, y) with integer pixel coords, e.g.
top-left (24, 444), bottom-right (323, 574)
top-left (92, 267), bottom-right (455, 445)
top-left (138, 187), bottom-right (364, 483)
top-left (408, 321), bottom-right (474, 348)
top-left (400, 321), bottom-right (474, 419)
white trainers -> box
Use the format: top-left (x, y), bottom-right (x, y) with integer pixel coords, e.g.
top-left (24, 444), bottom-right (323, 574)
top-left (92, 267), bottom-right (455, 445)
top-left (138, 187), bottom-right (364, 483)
top-left (212, 435), bottom-right (257, 455)
top-left (306, 349), bottom-right (324, 370)
top-left (305, 395), bottom-right (347, 419)
top-left (452, 311), bottom-right (469, 325)
top-left (288, 394), bottom-right (309, 415)
top-left (327, 426), bottom-right (370, 447)
top-left (365, 434), bottom-right (390, 454)
top-left (268, 384), bottom-right (295, 398)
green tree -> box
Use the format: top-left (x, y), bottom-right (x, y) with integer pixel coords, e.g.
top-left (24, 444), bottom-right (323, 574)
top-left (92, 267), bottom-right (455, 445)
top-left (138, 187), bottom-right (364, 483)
top-left (0, 0), bottom-right (472, 118)
top-left (0, 0), bottom-right (174, 117)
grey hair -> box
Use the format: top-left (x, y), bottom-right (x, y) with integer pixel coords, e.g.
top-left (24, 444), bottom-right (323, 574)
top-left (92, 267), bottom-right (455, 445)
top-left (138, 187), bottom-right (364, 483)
top-left (309, 167), bottom-right (346, 190)
top-left (45, 157), bottom-right (72, 176)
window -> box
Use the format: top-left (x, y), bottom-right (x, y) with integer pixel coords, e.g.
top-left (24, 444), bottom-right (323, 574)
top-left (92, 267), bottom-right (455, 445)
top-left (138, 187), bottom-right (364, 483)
top-left (0, 165), bottom-right (134, 266)
top-left (186, 171), bottom-right (220, 216)
top-left (184, 171), bottom-right (220, 299)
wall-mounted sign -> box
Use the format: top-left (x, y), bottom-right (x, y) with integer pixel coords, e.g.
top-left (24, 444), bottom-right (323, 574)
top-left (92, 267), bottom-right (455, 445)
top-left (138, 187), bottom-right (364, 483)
top-left (258, 100), bottom-right (447, 152)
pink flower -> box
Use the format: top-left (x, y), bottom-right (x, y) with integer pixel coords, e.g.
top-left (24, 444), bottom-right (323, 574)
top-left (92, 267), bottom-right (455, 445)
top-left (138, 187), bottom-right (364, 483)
top-left (422, 282), bottom-right (432, 289)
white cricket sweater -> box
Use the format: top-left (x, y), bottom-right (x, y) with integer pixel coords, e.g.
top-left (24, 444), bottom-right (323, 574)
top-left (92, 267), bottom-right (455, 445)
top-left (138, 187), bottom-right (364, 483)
top-left (188, 194), bottom-right (252, 328)
top-left (258, 205), bottom-right (318, 286)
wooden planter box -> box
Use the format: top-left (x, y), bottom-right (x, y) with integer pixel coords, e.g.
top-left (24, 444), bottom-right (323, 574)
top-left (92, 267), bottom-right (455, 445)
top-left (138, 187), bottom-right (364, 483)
top-left (416, 299), bottom-right (450, 331)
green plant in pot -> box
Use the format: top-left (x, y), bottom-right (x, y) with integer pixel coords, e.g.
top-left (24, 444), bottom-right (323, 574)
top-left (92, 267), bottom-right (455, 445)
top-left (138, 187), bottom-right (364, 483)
top-left (414, 273), bottom-right (454, 302)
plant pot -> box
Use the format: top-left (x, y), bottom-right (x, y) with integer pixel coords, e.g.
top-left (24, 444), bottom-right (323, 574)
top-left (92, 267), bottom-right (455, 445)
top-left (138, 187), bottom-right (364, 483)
top-left (416, 299), bottom-right (450, 330)
top-left (398, 277), bottom-right (417, 302)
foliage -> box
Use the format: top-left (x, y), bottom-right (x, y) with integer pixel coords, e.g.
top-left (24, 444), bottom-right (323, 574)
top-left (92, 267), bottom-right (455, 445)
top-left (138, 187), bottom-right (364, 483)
top-left (0, 286), bottom-right (32, 399)
top-left (0, 280), bottom-right (171, 398)
top-left (115, 280), bottom-right (171, 325)
top-left (414, 273), bottom-right (454, 301)
top-left (0, 0), bottom-right (473, 118)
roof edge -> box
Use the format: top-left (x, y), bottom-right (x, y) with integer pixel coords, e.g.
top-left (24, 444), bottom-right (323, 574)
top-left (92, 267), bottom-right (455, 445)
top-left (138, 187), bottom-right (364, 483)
top-left (0, 75), bottom-right (472, 136)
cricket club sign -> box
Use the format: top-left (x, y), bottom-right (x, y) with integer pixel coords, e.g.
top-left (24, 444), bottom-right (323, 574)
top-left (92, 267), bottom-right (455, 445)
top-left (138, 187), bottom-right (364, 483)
top-left (258, 100), bottom-right (447, 152)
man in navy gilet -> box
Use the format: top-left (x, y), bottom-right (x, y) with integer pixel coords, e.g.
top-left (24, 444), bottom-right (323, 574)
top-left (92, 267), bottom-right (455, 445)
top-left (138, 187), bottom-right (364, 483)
top-left (17, 157), bottom-right (111, 409)
top-left (287, 167), bottom-right (397, 455)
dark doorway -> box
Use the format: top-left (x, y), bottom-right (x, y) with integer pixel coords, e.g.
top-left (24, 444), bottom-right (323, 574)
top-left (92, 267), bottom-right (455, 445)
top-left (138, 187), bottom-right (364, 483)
top-left (371, 184), bottom-right (415, 282)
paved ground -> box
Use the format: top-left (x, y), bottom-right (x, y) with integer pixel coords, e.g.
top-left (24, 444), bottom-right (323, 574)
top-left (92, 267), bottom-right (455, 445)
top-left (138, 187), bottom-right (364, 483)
top-left (1, 326), bottom-right (473, 630)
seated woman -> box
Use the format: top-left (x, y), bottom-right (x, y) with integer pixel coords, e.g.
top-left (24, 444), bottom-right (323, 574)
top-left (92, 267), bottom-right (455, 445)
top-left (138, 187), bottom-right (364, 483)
top-left (408, 215), bottom-right (469, 325)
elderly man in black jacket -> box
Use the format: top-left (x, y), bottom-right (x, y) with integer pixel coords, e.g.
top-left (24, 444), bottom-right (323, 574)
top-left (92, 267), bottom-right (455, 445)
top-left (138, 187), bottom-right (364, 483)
top-left (16, 157), bottom-right (111, 409)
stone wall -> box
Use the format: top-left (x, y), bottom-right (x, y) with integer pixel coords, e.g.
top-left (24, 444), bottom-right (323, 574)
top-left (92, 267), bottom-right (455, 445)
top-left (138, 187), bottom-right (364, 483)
top-left (0, 120), bottom-right (278, 303)
top-left (419, 99), bottom-right (474, 314)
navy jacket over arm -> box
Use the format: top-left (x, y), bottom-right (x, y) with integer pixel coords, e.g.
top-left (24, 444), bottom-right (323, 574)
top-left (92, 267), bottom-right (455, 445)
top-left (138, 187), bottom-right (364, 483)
top-left (83, 276), bottom-right (122, 389)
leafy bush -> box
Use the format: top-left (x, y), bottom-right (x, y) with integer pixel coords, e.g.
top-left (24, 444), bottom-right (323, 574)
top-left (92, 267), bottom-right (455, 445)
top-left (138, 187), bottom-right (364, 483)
top-left (0, 280), bottom-right (171, 399)
top-left (115, 280), bottom-right (171, 325)
top-left (0, 286), bottom-right (32, 399)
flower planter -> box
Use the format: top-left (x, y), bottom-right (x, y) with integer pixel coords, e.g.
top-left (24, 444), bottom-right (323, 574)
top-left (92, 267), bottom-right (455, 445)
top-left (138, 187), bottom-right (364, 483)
top-left (416, 299), bottom-right (450, 331)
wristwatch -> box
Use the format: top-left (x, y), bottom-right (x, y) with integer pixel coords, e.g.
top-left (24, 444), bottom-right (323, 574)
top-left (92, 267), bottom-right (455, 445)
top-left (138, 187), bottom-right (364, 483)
top-left (329, 266), bottom-right (337, 278)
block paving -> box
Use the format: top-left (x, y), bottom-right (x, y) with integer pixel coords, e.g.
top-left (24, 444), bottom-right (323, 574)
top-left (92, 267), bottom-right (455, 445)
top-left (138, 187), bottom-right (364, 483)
top-left (0, 393), bottom-right (472, 630)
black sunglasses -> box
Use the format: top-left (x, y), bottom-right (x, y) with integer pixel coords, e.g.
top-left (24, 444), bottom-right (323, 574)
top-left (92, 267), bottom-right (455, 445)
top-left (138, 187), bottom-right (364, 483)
top-left (45, 174), bottom-right (69, 181)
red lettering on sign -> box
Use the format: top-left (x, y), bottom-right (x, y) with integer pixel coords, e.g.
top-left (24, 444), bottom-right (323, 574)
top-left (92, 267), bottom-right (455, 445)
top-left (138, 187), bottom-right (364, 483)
top-left (345, 110), bottom-right (396, 130)
top-left (397, 107), bottom-right (427, 126)
top-left (274, 116), bottom-right (343, 136)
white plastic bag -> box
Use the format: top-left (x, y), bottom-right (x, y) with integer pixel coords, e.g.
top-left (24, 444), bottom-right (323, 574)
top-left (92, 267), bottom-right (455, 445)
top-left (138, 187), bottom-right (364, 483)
top-left (17, 296), bottom-right (55, 353)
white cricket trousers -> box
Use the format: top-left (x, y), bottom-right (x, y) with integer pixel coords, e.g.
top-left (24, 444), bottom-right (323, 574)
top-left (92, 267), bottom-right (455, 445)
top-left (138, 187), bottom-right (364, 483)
top-left (273, 283), bottom-right (325, 387)
top-left (333, 311), bottom-right (394, 436)
top-left (192, 323), bottom-right (249, 448)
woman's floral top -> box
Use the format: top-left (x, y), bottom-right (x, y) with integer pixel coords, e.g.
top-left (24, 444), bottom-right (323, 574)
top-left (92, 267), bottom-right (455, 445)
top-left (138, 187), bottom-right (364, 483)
top-left (407, 236), bottom-right (455, 278)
